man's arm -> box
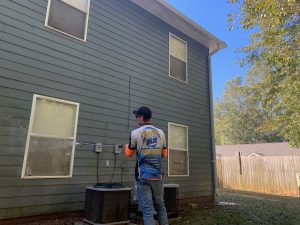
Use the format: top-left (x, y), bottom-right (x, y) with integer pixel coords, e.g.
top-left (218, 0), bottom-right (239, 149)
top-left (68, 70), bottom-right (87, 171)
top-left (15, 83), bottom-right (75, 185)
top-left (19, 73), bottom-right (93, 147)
top-left (162, 148), bottom-right (168, 158)
top-left (161, 132), bottom-right (168, 158)
top-left (124, 132), bottom-right (136, 158)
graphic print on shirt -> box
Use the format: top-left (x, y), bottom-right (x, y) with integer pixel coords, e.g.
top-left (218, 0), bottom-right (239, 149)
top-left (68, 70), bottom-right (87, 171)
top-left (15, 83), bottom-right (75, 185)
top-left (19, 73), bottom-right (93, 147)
top-left (139, 128), bottom-right (162, 178)
top-left (130, 125), bottom-right (166, 180)
top-left (141, 128), bottom-right (160, 149)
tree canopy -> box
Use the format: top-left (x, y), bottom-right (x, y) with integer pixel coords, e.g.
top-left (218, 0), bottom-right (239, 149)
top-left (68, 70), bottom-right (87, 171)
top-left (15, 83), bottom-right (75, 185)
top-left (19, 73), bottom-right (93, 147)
top-left (214, 77), bottom-right (283, 145)
top-left (216, 0), bottom-right (300, 146)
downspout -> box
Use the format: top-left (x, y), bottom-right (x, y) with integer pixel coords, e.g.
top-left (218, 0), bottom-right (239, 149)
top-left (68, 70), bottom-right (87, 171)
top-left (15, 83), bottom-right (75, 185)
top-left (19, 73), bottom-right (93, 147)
top-left (208, 44), bottom-right (220, 200)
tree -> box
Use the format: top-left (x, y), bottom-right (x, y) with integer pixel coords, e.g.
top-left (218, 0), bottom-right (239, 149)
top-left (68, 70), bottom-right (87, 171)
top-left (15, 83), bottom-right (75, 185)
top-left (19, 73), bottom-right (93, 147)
top-left (227, 0), bottom-right (300, 146)
top-left (214, 76), bottom-right (282, 145)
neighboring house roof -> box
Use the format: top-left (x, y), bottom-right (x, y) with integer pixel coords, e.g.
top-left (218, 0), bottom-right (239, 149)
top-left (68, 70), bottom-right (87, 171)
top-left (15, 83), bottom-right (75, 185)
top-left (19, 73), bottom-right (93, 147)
top-left (247, 152), bottom-right (265, 157)
top-left (216, 142), bottom-right (300, 157)
top-left (131, 0), bottom-right (227, 55)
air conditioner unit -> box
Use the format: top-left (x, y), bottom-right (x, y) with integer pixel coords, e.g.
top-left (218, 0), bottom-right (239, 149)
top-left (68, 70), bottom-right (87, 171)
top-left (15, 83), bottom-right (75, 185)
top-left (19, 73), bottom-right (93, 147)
top-left (84, 186), bottom-right (131, 225)
top-left (134, 183), bottom-right (179, 220)
top-left (163, 184), bottom-right (179, 218)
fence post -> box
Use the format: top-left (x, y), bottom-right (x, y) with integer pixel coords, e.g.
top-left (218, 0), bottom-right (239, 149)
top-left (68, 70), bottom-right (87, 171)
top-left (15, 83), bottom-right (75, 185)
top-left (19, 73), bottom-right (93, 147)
top-left (239, 151), bottom-right (242, 175)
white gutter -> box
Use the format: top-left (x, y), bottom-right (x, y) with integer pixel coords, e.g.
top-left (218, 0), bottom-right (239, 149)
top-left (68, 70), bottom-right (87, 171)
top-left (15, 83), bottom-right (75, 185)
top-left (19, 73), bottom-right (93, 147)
top-left (208, 56), bottom-right (218, 199)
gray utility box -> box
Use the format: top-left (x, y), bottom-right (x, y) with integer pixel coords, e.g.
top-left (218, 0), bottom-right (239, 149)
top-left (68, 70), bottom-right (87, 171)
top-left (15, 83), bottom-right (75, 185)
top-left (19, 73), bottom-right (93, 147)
top-left (84, 186), bottom-right (131, 225)
top-left (163, 184), bottom-right (179, 218)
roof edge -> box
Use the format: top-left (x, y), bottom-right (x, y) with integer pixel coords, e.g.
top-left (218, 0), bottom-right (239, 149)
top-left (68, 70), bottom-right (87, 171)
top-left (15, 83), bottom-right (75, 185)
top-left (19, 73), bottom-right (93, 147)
top-left (131, 0), bottom-right (227, 55)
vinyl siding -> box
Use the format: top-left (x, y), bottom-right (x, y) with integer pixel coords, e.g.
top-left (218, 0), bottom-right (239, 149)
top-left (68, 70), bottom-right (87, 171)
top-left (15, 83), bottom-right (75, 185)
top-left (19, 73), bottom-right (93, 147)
top-left (0, 0), bottom-right (213, 219)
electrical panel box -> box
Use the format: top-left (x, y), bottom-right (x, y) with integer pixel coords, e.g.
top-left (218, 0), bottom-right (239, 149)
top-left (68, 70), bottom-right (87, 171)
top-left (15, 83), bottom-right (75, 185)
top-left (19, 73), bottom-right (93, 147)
top-left (95, 143), bottom-right (102, 153)
top-left (114, 144), bottom-right (122, 154)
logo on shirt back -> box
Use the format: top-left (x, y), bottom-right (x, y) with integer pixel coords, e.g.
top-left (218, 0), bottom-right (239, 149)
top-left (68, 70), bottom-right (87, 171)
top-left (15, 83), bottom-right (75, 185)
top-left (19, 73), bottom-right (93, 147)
top-left (141, 128), bottom-right (160, 149)
top-left (146, 136), bottom-right (158, 147)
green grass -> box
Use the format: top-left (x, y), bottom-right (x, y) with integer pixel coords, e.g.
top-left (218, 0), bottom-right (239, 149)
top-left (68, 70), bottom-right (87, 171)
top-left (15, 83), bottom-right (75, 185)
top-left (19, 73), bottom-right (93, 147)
top-left (177, 206), bottom-right (258, 225)
top-left (174, 189), bottom-right (300, 225)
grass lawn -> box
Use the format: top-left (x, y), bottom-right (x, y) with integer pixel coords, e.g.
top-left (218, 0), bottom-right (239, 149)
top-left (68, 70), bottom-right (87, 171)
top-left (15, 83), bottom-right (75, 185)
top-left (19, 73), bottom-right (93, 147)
top-left (175, 189), bottom-right (300, 225)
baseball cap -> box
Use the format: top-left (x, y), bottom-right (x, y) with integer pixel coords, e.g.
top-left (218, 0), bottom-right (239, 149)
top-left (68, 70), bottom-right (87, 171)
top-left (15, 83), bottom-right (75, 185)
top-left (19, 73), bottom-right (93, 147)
top-left (133, 106), bottom-right (152, 120)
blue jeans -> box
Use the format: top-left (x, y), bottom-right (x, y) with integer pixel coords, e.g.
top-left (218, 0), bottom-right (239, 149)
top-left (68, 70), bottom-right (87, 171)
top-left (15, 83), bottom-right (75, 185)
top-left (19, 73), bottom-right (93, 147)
top-left (137, 179), bottom-right (168, 225)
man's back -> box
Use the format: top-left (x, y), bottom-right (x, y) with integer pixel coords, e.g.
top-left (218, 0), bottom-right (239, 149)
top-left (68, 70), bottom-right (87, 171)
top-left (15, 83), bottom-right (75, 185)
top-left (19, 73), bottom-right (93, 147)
top-left (130, 124), bottom-right (167, 180)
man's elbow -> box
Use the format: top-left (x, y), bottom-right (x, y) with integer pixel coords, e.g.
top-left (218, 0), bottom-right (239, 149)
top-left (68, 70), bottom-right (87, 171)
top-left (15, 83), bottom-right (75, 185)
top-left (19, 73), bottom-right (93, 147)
top-left (162, 148), bottom-right (168, 158)
top-left (125, 145), bottom-right (135, 157)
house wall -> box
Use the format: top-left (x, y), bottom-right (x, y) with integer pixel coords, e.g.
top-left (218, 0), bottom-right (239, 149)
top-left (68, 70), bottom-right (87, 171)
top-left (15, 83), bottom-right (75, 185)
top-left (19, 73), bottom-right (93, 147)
top-left (0, 0), bottom-right (213, 219)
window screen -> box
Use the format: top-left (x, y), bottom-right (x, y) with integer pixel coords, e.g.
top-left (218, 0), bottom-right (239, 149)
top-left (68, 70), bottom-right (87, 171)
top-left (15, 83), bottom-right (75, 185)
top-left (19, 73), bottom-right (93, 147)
top-left (169, 34), bottom-right (187, 82)
top-left (45, 0), bottom-right (90, 41)
top-left (169, 149), bottom-right (188, 176)
top-left (21, 95), bottom-right (79, 178)
top-left (168, 123), bottom-right (189, 176)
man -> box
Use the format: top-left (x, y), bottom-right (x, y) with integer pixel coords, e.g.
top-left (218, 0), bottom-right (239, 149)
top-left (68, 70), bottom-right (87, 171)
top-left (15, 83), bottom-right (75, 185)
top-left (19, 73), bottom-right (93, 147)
top-left (124, 106), bottom-right (168, 225)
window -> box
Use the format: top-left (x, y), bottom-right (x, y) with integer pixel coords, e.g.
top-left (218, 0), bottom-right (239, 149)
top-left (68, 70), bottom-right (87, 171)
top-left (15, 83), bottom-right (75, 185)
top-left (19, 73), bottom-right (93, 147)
top-left (45, 0), bottom-right (90, 41)
top-left (21, 95), bottom-right (79, 179)
top-left (169, 33), bottom-right (188, 82)
top-left (168, 122), bottom-right (189, 176)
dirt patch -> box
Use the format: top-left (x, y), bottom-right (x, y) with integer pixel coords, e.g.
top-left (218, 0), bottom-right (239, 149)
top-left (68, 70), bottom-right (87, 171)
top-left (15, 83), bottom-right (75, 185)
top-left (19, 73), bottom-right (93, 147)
top-left (24, 217), bottom-right (82, 225)
top-left (0, 212), bottom-right (83, 225)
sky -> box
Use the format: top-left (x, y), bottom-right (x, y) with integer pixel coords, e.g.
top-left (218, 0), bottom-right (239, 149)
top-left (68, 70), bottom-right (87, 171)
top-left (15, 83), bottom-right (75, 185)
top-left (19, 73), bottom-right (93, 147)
top-left (164, 0), bottom-right (252, 100)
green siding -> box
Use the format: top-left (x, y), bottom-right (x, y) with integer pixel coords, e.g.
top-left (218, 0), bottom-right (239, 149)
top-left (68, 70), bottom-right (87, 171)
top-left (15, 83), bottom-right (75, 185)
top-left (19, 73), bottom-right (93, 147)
top-left (0, 0), bottom-right (214, 219)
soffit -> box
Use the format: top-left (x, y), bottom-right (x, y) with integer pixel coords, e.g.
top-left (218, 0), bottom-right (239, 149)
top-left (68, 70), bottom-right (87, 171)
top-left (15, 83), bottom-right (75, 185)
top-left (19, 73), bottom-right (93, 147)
top-left (131, 0), bottom-right (226, 55)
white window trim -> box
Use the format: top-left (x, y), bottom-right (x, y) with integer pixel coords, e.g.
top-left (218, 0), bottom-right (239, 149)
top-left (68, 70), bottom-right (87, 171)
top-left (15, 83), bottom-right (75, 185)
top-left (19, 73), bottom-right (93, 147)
top-left (21, 94), bottom-right (80, 179)
top-left (168, 122), bottom-right (189, 177)
top-left (169, 33), bottom-right (188, 83)
top-left (45, 0), bottom-right (91, 42)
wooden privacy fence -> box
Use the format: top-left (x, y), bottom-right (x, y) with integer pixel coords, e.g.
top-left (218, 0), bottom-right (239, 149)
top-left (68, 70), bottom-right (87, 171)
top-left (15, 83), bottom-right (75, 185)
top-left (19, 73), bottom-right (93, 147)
top-left (216, 156), bottom-right (300, 197)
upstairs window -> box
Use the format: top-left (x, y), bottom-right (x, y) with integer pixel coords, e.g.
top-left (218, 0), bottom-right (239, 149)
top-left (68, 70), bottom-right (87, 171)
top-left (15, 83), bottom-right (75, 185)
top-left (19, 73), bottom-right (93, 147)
top-left (45, 0), bottom-right (90, 41)
top-left (21, 95), bottom-right (79, 179)
top-left (169, 33), bottom-right (188, 82)
top-left (168, 122), bottom-right (189, 176)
